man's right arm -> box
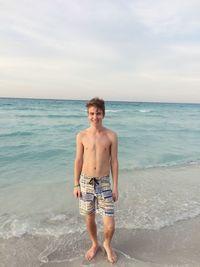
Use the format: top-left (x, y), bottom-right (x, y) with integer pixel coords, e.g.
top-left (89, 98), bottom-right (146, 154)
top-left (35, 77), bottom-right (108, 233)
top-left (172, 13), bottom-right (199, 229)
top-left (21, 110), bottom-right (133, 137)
top-left (73, 132), bottom-right (84, 198)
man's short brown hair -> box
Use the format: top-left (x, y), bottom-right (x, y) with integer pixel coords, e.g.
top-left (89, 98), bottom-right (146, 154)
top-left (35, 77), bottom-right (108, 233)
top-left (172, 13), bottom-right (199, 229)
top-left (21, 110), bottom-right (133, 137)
top-left (86, 97), bottom-right (105, 116)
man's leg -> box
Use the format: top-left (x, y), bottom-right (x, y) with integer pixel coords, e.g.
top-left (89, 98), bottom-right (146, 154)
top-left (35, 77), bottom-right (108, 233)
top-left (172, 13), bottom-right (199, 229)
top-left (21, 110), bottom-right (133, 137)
top-left (85, 213), bottom-right (99, 260)
top-left (103, 216), bottom-right (117, 263)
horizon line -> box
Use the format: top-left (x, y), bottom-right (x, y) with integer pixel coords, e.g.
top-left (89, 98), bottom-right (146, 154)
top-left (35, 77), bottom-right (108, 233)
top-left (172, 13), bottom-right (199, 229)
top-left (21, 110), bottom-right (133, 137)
top-left (0, 96), bottom-right (200, 105)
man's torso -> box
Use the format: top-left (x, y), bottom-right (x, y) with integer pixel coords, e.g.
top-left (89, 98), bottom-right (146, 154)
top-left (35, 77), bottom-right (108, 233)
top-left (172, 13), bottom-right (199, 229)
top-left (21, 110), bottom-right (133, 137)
top-left (81, 128), bottom-right (112, 177)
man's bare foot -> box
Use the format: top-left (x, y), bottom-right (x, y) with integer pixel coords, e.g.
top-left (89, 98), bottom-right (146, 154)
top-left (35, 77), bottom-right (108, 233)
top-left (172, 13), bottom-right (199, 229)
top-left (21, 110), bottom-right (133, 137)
top-left (103, 242), bottom-right (117, 263)
top-left (85, 244), bottom-right (99, 261)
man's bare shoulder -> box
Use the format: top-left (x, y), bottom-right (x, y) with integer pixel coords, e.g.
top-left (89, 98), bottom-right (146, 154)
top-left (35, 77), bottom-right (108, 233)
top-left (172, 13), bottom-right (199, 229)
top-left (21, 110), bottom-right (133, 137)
top-left (104, 128), bottom-right (118, 140)
top-left (76, 128), bottom-right (89, 140)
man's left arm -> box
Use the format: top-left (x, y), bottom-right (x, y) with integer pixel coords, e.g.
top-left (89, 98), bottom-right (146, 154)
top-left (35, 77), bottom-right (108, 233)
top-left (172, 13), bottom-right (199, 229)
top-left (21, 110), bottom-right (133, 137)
top-left (110, 132), bottom-right (119, 202)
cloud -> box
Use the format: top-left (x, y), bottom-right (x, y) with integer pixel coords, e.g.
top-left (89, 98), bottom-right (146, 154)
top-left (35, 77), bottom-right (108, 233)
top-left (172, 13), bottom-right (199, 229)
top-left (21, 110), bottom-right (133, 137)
top-left (0, 0), bottom-right (200, 102)
top-left (129, 0), bottom-right (200, 35)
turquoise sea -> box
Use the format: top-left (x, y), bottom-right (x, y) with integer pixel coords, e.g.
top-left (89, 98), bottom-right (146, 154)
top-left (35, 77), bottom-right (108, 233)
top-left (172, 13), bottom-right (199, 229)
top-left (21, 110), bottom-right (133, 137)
top-left (1, 97), bottom-right (200, 266)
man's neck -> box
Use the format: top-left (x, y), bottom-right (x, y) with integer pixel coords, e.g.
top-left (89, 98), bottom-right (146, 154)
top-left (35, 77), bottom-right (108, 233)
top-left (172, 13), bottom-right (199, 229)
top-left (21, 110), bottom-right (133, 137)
top-left (89, 125), bottom-right (104, 133)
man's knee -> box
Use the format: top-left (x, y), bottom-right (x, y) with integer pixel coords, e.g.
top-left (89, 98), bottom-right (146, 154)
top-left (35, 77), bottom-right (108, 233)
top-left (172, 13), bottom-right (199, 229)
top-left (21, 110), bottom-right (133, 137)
top-left (104, 217), bottom-right (115, 232)
top-left (85, 213), bottom-right (96, 224)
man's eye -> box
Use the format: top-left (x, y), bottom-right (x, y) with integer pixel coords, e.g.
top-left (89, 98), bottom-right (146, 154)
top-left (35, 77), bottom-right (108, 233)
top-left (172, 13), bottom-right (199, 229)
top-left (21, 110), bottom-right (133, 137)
top-left (89, 112), bottom-right (101, 115)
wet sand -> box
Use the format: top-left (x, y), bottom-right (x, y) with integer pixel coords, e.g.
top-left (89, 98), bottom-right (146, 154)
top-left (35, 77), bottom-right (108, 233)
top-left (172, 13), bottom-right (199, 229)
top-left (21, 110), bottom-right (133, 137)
top-left (1, 215), bottom-right (200, 267)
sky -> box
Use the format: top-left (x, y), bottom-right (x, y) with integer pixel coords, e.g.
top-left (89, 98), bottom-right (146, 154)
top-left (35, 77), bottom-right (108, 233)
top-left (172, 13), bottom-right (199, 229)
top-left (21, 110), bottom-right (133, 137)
top-left (0, 0), bottom-right (200, 103)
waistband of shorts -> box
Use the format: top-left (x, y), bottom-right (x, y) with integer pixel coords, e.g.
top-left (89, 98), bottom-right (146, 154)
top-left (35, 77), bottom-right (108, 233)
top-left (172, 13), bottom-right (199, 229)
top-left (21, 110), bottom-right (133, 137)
top-left (80, 173), bottom-right (109, 180)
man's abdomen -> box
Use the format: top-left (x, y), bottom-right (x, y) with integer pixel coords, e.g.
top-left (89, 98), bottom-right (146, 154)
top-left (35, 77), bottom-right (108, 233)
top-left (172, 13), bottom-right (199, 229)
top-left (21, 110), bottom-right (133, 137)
top-left (82, 159), bottom-right (110, 177)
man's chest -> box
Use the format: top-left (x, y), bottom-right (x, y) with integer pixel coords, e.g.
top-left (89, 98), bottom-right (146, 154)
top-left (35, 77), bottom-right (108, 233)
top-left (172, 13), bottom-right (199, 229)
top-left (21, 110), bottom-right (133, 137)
top-left (83, 135), bottom-right (111, 151)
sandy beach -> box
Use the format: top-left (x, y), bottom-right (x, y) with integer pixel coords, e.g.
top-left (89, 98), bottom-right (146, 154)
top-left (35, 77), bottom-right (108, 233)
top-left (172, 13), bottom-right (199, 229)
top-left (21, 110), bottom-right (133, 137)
top-left (1, 215), bottom-right (200, 267)
top-left (1, 164), bottom-right (200, 267)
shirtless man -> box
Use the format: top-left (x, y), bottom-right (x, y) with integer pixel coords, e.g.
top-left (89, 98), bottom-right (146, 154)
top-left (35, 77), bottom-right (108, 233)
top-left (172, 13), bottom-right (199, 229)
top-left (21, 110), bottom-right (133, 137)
top-left (73, 97), bottom-right (119, 263)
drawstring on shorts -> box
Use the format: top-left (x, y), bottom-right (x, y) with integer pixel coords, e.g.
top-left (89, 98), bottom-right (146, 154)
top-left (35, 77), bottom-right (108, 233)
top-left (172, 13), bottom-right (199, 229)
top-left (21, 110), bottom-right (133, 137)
top-left (88, 177), bottom-right (99, 186)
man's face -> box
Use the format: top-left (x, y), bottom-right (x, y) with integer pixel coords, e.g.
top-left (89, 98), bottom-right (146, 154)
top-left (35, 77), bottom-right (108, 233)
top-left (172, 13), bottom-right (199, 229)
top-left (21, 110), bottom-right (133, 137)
top-left (88, 106), bottom-right (104, 126)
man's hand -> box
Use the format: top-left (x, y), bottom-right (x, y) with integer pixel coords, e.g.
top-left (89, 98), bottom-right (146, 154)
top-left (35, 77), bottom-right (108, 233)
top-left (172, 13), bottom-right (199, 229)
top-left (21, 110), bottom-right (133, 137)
top-left (112, 187), bottom-right (119, 202)
top-left (73, 187), bottom-right (81, 198)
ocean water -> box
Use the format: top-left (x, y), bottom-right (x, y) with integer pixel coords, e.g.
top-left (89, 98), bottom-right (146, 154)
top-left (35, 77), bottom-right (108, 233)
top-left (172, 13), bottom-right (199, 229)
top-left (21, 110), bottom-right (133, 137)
top-left (1, 97), bottom-right (200, 266)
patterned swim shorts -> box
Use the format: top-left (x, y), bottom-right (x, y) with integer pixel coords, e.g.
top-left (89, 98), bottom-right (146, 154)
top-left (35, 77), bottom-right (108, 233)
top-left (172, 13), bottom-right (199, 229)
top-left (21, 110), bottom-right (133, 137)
top-left (79, 173), bottom-right (114, 217)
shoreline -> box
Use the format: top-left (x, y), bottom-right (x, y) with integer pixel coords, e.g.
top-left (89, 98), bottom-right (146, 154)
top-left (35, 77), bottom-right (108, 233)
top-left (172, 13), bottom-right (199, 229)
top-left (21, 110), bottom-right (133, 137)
top-left (1, 215), bottom-right (200, 267)
top-left (41, 215), bottom-right (200, 267)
